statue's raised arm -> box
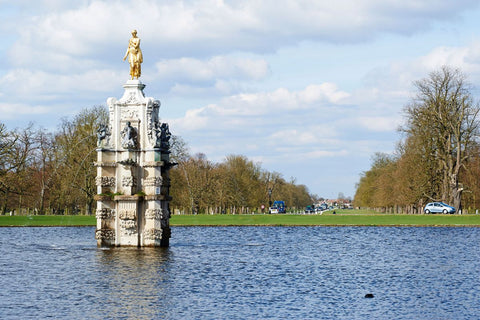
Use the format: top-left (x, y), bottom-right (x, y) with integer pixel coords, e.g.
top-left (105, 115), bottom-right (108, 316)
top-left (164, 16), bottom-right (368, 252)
top-left (123, 29), bottom-right (143, 79)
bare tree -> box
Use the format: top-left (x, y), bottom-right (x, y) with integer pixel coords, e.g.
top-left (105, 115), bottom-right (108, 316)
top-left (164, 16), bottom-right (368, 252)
top-left (403, 66), bottom-right (480, 211)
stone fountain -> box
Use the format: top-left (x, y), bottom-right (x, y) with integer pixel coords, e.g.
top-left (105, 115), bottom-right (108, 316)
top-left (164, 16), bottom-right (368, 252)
top-left (94, 30), bottom-right (173, 247)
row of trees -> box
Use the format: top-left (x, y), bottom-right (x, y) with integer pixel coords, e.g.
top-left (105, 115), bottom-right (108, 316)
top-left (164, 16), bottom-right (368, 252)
top-left (354, 66), bottom-right (480, 213)
top-left (169, 150), bottom-right (313, 214)
top-left (0, 107), bottom-right (107, 215)
top-left (0, 107), bottom-right (314, 215)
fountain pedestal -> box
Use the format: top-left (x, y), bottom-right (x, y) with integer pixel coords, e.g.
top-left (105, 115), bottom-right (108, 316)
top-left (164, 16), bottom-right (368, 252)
top-left (95, 80), bottom-right (173, 247)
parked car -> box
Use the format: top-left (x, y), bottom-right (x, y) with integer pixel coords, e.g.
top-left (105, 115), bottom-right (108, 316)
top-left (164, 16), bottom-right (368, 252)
top-left (424, 202), bottom-right (456, 214)
top-left (305, 206), bottom-right (315, 214)
top-left (269, 207), bottom-right (279, 214)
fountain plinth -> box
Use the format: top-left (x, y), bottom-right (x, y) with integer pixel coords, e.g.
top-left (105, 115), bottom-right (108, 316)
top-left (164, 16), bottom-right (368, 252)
top-left (95, 79), bottom-right (173, 247)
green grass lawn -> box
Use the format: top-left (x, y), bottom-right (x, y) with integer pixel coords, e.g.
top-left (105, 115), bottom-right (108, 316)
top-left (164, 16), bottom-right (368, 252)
top-left (170, 212), bottom-right (480, 226)
top-left (0, 215), bottom-right (96, 227)
top-left (1, 210), bottom-right (480, 227)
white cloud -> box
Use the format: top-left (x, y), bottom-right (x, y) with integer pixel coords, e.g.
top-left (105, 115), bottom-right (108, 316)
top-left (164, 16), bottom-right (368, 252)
top-left (7, 0), bottom-right (479, 71)
top-left (0, 68), bottom-right (122, 99)
top-left (0, 102), bottom-right (52, 119)
top-left (156, 56), bottom-right (269, 82)
top-left (167, 81), bottom-right (400, 178)
top-left (304, 149), bottom-right (349, 159)
top-left (300, 84), bottom-right (350, 104)
top-left (170, 82), bottom-right (351, 135)
top-left (359, 41), bottom-right (480, 109)
top-left (268, 129), bottom-right (319, 145)
top-left (356, 116), bottom-right (402, 132)
top-left (418, 42), bottom-right (480, 75)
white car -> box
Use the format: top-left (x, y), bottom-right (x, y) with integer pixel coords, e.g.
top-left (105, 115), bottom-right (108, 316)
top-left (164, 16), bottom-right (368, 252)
top-left (424, 202), bottom-right (456, 214)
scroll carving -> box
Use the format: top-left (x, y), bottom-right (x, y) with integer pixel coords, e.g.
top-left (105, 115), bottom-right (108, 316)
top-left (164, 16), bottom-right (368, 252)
top-left (144, 176), bottom-right (162, 187)
top-left (145, 208), bottom-right (162, 220)
top-left (122, 176), bottom-right (136, 187)
top-left (119, 209), bottom-right (136, 220)
top-left (95, 228), bottom-right (115, 240)
top-left (95, 176), bottom-right (116, 187)
top-left (143, 228), bottom-right (162, 240)
top-left (96, 208), bottom-right (115, 219)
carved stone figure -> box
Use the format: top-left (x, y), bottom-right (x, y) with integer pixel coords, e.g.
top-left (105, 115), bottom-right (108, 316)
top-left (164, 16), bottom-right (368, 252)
top-left (159, 123), bottom-right (171, 151)
top-left (121, 121), bottom-right (138, 149)
top-left (123, 30), bottom-right (143, 79)
top-left (96, 124), bottom-right (111, 147)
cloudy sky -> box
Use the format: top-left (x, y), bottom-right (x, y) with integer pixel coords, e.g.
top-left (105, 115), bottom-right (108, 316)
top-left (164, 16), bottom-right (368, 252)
top-left (1, 0), bottom-right (480, 199)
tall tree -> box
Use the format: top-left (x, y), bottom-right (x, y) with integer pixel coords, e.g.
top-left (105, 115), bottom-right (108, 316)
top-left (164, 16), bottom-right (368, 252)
top-left (55, 106), bottom-right (108, 214)
top-left (403, 66), bottom-right (480, 210)
top-left (221, 155), bottom-right (262, 213)
top-left (0, 123), bottom-right (38, 214)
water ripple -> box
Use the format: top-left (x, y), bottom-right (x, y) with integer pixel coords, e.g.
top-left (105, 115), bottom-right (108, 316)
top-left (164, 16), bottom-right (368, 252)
top-left (0, 226), bottom-right (479, 319)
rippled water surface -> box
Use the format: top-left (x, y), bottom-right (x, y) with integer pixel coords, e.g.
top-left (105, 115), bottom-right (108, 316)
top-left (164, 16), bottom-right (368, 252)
top-left (0, 226), bottom-right (479, 319)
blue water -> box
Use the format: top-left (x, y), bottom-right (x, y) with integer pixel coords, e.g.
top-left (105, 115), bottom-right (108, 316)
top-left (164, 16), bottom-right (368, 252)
top-left (0, 226), bottom-right (479, 319)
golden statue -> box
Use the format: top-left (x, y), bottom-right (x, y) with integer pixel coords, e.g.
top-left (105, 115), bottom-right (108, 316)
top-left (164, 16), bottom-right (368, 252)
top-left (123, 30), bottom-right (143, 79)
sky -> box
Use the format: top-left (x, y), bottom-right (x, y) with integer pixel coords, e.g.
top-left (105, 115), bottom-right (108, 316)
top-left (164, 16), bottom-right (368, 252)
top-left (1, 0), bottom-right (480, 199)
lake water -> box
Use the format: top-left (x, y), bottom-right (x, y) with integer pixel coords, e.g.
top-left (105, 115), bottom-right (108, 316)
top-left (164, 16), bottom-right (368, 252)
top-left (0, 226), bottom-right (479, 319)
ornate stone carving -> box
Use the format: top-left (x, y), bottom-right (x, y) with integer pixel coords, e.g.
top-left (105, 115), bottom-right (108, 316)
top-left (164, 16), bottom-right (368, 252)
top-left (148, 122), bottom-right (161, 147)
top-left (121, 107), bottom-right (140, 119)
top-left (147, 100), bottom-right (161, 147)
top-left (120, 220), bottom-right (137, 235)
top-left (97, 71), bottom-right (174, 247)
top-left (119, 209), bottom-right (136, 220)
top-left (144, 176), bottom-right (162, 187)
top-left (95, 228), bottom-right (115, 240)
top-left (95, 176), bottom-right (116, 187)
top-left (122, 220), bottom-right (136, 229)
top-left (117, 159), bottom-right (137, 167)
top-left (147, 121), bottom-right (171, 149)
top-left (119, 208), bottom-right (137, 236)
top-left (143, 228), bottom-right (162, 240)
top-left (120, 121), bottom-right (138, 149)
top-left (145, 208), bottom-right (162, 220)
top-left (107, 97), bottom-right (116, 135)
top-left (143, 161), bottom-right (163, 167)
top-left (94, 162), bottom-right (117, 167)
top-left (122, 176), bottom-right (136, 187)
top-left (97, 124), bottom-right (112, 148)
top-left (96, 208), bottom-right (115, 219)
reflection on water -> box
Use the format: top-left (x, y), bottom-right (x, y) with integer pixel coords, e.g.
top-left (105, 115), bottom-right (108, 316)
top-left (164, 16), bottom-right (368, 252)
top-left (0, 226), bottom-right (479, 319)
top-left (95, 247), bottom-right (172, 319)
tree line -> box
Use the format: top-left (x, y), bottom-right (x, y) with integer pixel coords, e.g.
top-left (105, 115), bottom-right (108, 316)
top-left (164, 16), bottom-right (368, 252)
top-left (0, 106), bottom-right (107, 215)
top-left (169, 145), bottom-right (313, 214)
top-left (0, 107), bottom-right (313, 215)
top-left (354, 66), bottom-right (480, 213)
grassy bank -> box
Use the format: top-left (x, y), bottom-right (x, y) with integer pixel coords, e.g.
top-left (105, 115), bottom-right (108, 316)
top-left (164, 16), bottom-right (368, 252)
top-left (0, 215), bottom-right (96, 227)
top-left (170, 212), bottom-right (480, 226)
top-left (1, 210), bottom-right (480, 227)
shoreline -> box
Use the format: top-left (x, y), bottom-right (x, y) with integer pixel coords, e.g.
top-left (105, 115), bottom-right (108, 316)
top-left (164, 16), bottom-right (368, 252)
top-left (2, 212), bottom-right (480, 227)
